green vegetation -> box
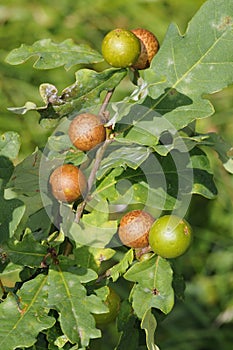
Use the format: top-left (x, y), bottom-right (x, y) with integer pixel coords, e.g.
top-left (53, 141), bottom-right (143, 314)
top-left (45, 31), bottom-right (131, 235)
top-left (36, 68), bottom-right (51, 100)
top-left (0, 1), bottom-right (233, 349)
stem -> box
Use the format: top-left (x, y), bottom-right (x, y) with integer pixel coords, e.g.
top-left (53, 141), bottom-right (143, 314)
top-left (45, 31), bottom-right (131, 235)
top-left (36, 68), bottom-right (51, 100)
top-left (98, 88), bottom-right (115, 123)
top-left (129, 67), bottom-right (140, 85)
top-left (75, 138), bottom-right (113, 223)
top-left (87, 138), bottom-right (112, 190)
top-left (0, 279), bottom-right (6, 296)
top-left (74, 89), bottom-right (115, 223)
top-left (63, 238), bottom-right (73, 256)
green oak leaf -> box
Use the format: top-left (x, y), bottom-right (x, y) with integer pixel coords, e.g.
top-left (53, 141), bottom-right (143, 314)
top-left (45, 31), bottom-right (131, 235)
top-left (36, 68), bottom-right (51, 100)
top-left (0, 154), bottom-right (25, 243)
top-left (124, 256), bottom-right (174, 318)
top-left (5, 38), bottom-right (103, 70)
top-left (68, 199), bottom-right (118, 248)
top-left (0, 262), bottom-right (22, 288)
top-left (95, 167), bottom-right (125, 203)
top-left (201, 132), bottom-right (233, 174)
top-left (52, 68), bottom-right (127, 119)
top-left (5, 149), bottom-right (45, 239)
top-left (47, 262), bottom-right (105, 347)
top-left (74, 245), bottom-right (115, 272)
top-left (144, 0), bottom-right (233, 129)
top-left (0, 196), bottom-right (25, 243)
top-left (69, 219), bottom-right (117, 248)
top-left (190, 147), bottom-right (218, 198)
top-left (0, 132), bottom-right (21, 160)
top-left (8, 68), bottom-right (127, 123)
top-left (97, 143), bottom-right (151, 179)
top-left (7, 149), bottom-right (42, 197)
top-left (141, 309), bottom-right (160, 350)
top-left (0, 274), bottom-right (55, 350)
top-left (2, 231), bottom-right (47, 267)
top-left (109, 249), bottom-right (134, 282)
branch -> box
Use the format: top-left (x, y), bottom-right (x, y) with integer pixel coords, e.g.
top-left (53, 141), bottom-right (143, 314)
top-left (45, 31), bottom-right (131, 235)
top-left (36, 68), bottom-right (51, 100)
top-left (75, 138), bottom-right (113, 223)
top-left (0, 279), bottom-right (6, 297)
top-left (74, 89), bottom-right (115, 223)
top-left (98, 88), bottom-right (115, 123)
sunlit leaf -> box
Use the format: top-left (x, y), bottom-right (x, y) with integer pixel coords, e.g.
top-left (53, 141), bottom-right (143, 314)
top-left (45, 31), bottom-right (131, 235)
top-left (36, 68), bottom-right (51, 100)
top-left (109, 249), bottom-right (134, 282)
top-left (124, 256), bottom-right (174, 318)
top-left (0, 274), bottom-right (55, 350)
top-left (144, 0), bottom-right (233, 129)
top-left (74, 245), bottom-right (115, 271)
top-left (97, 144), bottom-right (151, 179)
top-left (8, 68), bottom-right (127, 123)
top-left (5, 38), bottom-right (103, 70)
top-left (68, 199), bottom-right (118, 248)
top-left (0, 262), bottom-right (22, 288)
top-left (47, 262), bottom-right (105, 347)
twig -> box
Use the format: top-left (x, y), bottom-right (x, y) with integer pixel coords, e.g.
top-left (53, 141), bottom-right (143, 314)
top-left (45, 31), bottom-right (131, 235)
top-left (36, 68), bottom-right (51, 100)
top-left (129, 67), bottom-right (140, 85)
top-left (0, 279), bottom-right (6, 297)
top-left (87, 138), bottom-right (112, 190)
top-left (98, 88), bottom-right (115, 123)
top-left (75, 138), bottom-right (113, 223)
top-left (74, 89), bottom-right (115, 223)
top-left (63, 238), bottom-right (73, 256)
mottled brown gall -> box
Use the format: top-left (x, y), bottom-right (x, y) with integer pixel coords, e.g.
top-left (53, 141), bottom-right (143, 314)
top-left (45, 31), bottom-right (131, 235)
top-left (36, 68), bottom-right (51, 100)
top-left (68, 113), bottom-right (106, 151)
top-left (118, 209), bottom-right (155, 248)
top-left (49, 164), bottom-right (87, 203)
top-left (131, 28), bottom-right (159, 69)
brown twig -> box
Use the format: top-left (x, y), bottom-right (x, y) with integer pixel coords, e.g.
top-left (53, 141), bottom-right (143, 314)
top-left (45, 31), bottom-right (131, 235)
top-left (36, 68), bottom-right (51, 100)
top-left (0, 279), bottom-right (6, 297)
top-left (74, 89), bottom-right (115, 223)
top-left (98, 88), bottom-right (115, 123)
top-left (75, 137), bottom-right (113, 223)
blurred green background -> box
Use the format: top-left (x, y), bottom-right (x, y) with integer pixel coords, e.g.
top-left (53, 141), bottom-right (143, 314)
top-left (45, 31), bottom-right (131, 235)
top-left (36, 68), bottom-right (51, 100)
top-left (0, 0), bottom-right (233, 349)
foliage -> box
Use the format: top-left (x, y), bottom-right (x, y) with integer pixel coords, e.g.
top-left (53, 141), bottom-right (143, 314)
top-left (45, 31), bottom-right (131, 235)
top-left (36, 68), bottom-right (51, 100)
top-left (0, 0), bottom-right (233, 349)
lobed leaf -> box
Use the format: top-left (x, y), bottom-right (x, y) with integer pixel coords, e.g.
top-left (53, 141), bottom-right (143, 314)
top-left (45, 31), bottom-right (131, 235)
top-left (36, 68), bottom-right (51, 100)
top-left (0, 196), bottom-right (25, 243)
top-left (7, 149), bottom-right (42, 197)
top-left (109, 249), bottom-right (134, 282)
top-left (69, 220), bottom-right (118, 249)
top-left (96, 152), bottom-right (185, 212)
top-left (2, 231), bottom-right (47, 267)
top-left (0, 274), bottom-right (55, 350)
top-left (5, 149), bottom-right (45, 240)
top-left (47, 262), bottom-right (105, 347)
top-left (144, 0), bottom-right (233, 129)
top-left (5, 38), bottom-right (103, 70)
top-left (124, 256), bottom-right (174, 318)
top-left (68, 199), bottom-right (118, 248)
top-left (8, 68), bottom-right (127, 123)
